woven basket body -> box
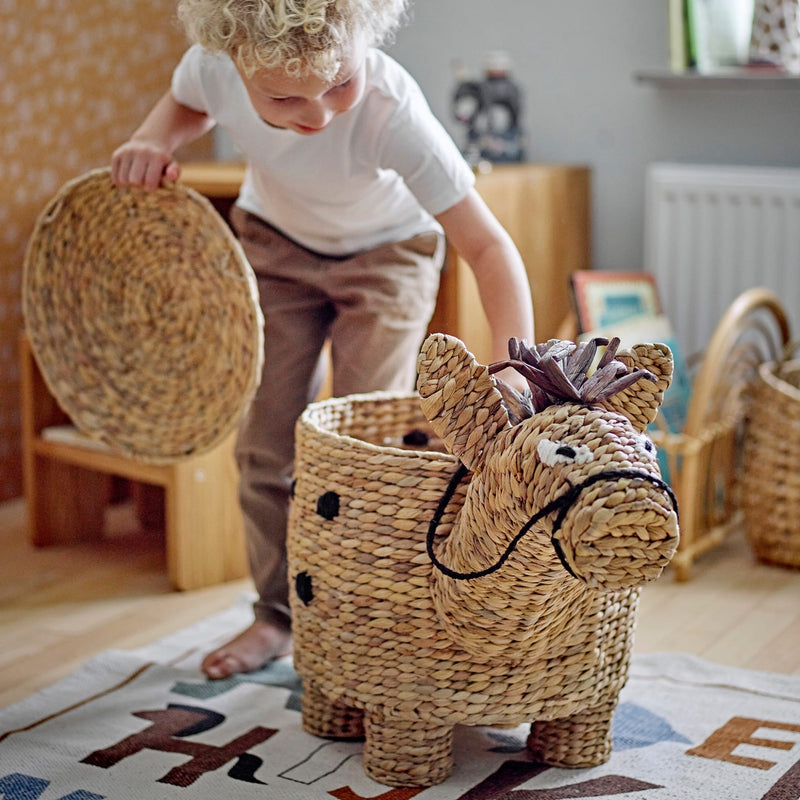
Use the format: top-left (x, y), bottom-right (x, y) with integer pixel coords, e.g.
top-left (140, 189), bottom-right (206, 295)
top-left (743, 355), bottom-right (800, 567)
top-left (287, 334), bottom-right (679, 787)
top-left (23, 168), bottom-right (263, 462)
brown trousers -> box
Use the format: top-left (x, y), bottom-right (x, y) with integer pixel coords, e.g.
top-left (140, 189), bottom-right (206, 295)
top-left (230, 206), bottom-right (445, 629)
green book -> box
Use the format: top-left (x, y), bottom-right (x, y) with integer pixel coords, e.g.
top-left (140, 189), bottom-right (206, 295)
top-left (669, 0), bottom-right (691, 71)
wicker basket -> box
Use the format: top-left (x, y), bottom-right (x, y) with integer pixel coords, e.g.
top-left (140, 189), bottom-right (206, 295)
top-left (22, 168), bottom-right (263, 463)
top-left (743, 346), bottom-right (800, 568)
top-left (289, 392), bottom-right (638, 786)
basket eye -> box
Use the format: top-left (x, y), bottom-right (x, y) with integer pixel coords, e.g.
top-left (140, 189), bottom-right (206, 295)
top-left (633, 433), bottom-right (658, 461)
top-left (537, 439), bottom-right (593, 467)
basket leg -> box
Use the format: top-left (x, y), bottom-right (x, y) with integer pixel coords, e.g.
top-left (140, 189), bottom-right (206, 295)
top-left (301, 683), bottom-right (364, 740)
top-left (363, 714), bottom-right (454, 788)
top-left (527, 699), bottom-right (616, 768)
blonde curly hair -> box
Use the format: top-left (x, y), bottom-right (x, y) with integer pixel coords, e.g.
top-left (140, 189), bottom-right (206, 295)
top-left (176, 0), bottom-right (409, 80)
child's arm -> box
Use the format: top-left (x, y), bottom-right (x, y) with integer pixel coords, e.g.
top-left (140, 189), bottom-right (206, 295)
top-left (435, 187), bottom-right (535, 366)
top-left (111, 90), bottom-right (214, 190)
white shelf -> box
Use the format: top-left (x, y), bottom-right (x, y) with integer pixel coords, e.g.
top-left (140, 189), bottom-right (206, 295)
top-left (634, 67), bottom-right (800, 89)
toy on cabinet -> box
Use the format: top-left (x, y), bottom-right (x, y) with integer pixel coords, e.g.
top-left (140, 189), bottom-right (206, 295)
top-left (287, 333), bottom-right (679, 787)
top-left (451, 51), bottom-right (526, 165)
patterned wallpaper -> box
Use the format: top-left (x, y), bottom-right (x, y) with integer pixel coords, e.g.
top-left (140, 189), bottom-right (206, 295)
top-left (0, 1), bottom-right (212, 501)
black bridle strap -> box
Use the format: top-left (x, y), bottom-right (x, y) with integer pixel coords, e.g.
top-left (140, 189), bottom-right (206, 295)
top-left (426, 464), bottom-right (678, 581)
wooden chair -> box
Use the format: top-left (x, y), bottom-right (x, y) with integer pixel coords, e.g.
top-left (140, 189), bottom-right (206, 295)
top-left (19, 333), bottom-right (248, 591)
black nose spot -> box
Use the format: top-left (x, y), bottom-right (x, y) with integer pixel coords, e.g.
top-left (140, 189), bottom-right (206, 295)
top-left (295, 571), bottom-right (313, 605)
top-left (556, 445), bottom-right (576, 458)
top-left (316, 491), bottom-right (340, 520)
top-left (290, 479), bottom-right (296, 498)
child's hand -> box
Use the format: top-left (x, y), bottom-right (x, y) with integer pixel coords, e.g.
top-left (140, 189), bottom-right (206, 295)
top-left (494, 367), bottom-right (530, 396)
top-left (110, 139), bottom-right (180, 190)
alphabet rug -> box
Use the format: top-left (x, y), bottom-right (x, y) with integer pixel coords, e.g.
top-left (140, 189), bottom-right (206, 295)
top-left (2, 594), bottom-right (800, 800)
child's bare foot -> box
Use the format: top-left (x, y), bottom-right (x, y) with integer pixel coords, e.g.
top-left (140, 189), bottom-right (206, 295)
top-left (201, 621), bottom-right (293, 679)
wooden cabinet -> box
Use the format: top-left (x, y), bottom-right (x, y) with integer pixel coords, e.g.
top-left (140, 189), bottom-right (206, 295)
top-left (181, 161), bottom-right (592, 364)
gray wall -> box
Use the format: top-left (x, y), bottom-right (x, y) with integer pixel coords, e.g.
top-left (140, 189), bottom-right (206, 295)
top-left (386, 0), bottom-right (800, 274)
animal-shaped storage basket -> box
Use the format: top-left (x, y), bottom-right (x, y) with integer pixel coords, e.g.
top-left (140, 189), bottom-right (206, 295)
top-left (287, 333), bottom-right (679, 787)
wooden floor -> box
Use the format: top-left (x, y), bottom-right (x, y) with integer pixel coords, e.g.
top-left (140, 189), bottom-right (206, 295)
top-left (3, 494), bottom-right (800, 710)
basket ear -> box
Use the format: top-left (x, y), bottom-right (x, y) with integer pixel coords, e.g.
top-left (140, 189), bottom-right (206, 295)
top-left (416, 333), bottom-right (510, 469)
top-left (597, 342), bottom-right (674, 432)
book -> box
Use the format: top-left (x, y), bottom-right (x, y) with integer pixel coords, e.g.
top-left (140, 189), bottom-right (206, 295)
top-left (579, 314), bottom-right (692, 434)
top-left (578, 313), bottom-right (693, 482)
top-left (669, 0), bottom-right (691, 72)
top-left (686, 0), bottom-right (755, 73)
top-left (570, 269), bottom-right (694, 483)
top-left (570, 271), bottom-right (661, 333)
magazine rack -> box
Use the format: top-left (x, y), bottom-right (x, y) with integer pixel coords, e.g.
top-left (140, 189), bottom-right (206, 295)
top-left (649, 288), bottom-right (790, 580)
top-left (559, 287), bottom-right (790, 580)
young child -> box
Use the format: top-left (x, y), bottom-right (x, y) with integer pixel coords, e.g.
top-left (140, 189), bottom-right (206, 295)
top-left (111, 0), bottom-right (534, 680)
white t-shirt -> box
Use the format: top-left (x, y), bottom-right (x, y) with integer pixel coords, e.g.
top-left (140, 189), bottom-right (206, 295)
top-left (171, 45), bottom-right (475, 255)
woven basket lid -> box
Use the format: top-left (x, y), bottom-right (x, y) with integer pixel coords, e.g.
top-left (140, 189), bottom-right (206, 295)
top-left (23, 167), bottom-right (264, 463)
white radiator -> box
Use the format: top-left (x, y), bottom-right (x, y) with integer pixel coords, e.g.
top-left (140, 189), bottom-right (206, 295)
top-left (644, 162), bottom-right (800, 357)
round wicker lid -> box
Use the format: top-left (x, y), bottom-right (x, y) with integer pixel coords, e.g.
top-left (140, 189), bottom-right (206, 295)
top-left (22, 167), bottom-right (264, 463)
